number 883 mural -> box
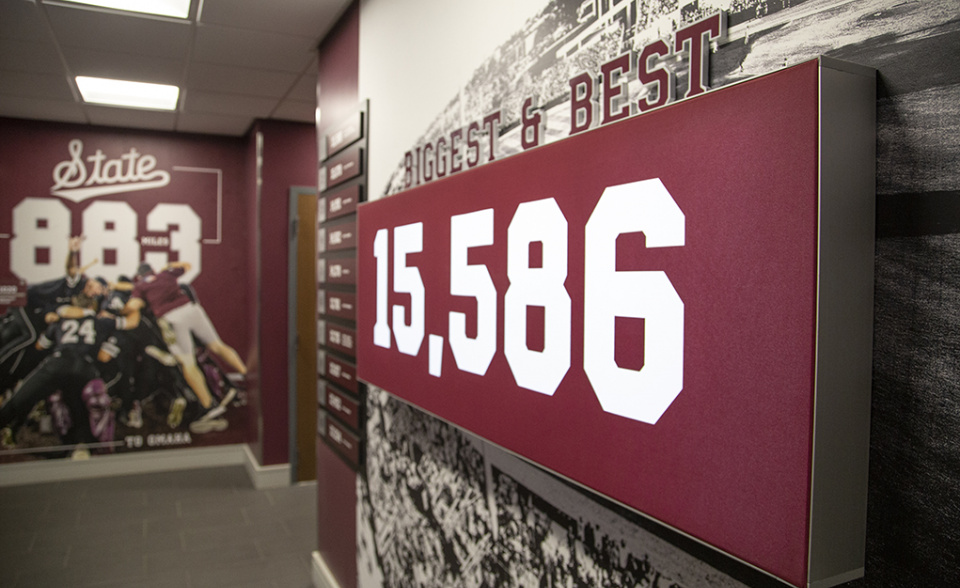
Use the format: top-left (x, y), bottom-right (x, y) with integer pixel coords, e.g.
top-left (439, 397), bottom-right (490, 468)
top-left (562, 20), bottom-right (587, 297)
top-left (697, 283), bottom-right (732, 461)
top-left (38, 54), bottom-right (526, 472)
top-left (11, 198), bottom-right (201, 284)
top-left (1, 134), bottom-right (248, 457)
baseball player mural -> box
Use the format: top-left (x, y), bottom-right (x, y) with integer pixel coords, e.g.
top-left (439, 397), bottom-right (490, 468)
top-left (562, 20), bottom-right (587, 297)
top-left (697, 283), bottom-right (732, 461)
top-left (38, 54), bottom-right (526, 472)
top-left (0, 291), bottom-right (137, 449)
top-left (122, 261), bottom-right (247, 434)
top-left (0, 126), bottom-right (251, 459)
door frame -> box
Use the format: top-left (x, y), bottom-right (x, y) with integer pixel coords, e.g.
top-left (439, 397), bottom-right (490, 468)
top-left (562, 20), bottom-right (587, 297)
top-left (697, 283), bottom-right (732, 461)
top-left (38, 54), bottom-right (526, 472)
top-left (287, 185), bottom-right (317, 482)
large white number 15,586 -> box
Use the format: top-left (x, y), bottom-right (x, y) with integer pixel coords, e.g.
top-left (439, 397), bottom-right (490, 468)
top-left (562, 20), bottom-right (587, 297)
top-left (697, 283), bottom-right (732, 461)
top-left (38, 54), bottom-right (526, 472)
top-left (371, 178), bottom-right (685, 425)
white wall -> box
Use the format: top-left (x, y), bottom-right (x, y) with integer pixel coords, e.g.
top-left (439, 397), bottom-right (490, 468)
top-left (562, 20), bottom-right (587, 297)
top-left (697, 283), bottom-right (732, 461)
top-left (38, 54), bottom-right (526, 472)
top-left (358, 0), bottom-right (546, 198)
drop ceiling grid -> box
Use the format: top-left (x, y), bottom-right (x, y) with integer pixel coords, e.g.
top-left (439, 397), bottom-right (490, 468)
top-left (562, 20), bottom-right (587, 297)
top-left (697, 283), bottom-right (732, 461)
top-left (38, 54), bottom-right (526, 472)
top-left (0, 0), bottom-right (351, 136)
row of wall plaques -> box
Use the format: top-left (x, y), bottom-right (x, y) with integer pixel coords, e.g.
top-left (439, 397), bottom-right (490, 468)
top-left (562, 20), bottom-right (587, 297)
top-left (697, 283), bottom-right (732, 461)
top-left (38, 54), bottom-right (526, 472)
top-left (316, 102), bottom-right (368, 470)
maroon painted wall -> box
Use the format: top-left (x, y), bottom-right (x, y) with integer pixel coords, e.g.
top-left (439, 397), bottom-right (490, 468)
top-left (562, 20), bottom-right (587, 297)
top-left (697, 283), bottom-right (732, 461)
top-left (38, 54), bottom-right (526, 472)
top-left (244, 129), bottom-right (263, 462)
top-left (253, 119), bottom-right (319, 466)
top-left (315, 3), bottom-right (360, 587)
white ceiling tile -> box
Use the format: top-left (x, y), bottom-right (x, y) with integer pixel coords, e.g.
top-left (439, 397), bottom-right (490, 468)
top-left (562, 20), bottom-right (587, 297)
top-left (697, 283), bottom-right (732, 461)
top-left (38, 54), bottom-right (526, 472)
top-left (46, 4), bottom-right (192, 59)
top-left (85, 104), bottom-right (177, 131)
top-left (0, 95), bottom-right (88, 124)
top-left (0, 0), bottom-right (47, 41)
top-left (199, 0), bottom-right (351, 39)
top-left (186, 62), bottom-right (297, 98)
top-left (176, 111), bottom-right (253, 136)
top-left (183, 90), bottom-right (277, 117)
top-left (0, 71), bottom-right (75, 100)
top-left (0, 0), bottom-right (345, 136)
top-left (0, 39), bottom-right (63, 75)
top-left (286, 65), bottom-right (319, 101)
top-left (271, 99), bottom-right (316, 123)
top-left (64, 48), bottom-right (185, 85)
top-left (193, 24), bottom-right (316, 73)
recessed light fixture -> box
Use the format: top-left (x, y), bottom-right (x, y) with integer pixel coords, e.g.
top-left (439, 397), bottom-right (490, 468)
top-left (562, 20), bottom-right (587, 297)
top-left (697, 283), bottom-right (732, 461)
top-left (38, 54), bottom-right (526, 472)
top-left (55, 0), bottom-right (191, 19)
top-left (76, 76), bottom-right (180, 111)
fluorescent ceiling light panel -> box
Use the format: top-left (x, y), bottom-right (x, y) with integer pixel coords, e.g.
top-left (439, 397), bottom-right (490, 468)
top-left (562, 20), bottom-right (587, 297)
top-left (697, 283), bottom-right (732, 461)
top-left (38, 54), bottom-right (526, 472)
top-left (55, 0), bottom-right (191, 19)
top-left (76, 76), bottom-right (180, 110)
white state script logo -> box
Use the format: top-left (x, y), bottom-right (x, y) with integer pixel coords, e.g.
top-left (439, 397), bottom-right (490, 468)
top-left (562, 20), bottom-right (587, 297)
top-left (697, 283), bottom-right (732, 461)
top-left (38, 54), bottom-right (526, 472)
top-left (51, 139), bottom-right (171, 202)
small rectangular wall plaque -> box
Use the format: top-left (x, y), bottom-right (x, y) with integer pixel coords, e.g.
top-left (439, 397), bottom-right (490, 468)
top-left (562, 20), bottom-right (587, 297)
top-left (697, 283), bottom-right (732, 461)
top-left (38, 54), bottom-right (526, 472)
top-left (326, 355), bottom-right (358, 394)
top-left (325, 110), bottom-right (364, 158)
top-left (326, 385), bottom-right (361, 431)
top-left (325, 185), bottom-right (361, 220)
top-left (324, 291), bottom-right (357, 321)
top-left (324, 146), bottom-right (363, 190)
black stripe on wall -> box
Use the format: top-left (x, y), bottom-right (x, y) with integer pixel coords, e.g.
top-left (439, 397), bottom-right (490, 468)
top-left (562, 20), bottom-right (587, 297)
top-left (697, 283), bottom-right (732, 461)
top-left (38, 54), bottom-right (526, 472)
top-left (876, 191), bottom-right (960, 238)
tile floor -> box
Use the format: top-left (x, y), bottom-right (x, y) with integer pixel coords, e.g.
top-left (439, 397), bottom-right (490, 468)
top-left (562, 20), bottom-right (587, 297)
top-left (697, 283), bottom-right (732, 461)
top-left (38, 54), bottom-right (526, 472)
top-left (0, 465), bottom-right (317, 587)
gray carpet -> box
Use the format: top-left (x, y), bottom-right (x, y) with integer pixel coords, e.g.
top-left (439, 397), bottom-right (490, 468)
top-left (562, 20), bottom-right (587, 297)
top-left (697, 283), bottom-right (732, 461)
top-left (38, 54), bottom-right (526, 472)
top-left (0, 465), bottom-right (317, 587)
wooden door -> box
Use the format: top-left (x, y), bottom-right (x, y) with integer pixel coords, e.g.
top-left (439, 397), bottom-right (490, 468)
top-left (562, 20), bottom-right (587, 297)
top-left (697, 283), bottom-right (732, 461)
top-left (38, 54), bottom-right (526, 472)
top-left (293, 189), bottom-right (318, 481)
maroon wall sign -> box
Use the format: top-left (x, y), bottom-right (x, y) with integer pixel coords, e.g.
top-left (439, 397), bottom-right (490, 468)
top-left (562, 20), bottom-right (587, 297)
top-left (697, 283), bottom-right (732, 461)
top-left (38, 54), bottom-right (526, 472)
top-left (356, 60), bottom-right (875, 588)
top-left (319, 256), bottom-right (357, 286)
top-left (324, 219), bottom-right (358, 251)
top-left (322, 185), bottom-right (361, 221)
top-left (324, 110), bottom-right (363, 158)
top-left (324, 417), bottom-right (360, 467)
top-left (325, 385), bottom-right (360, 430)
top-left (325, 355), bottom-right (358, 394)
top-left (323, 290), bottom-right (357, 321)
top-left (324, 322), bottom-right (356, 357)
top-left (323, 146), bottom-right (363, 190)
